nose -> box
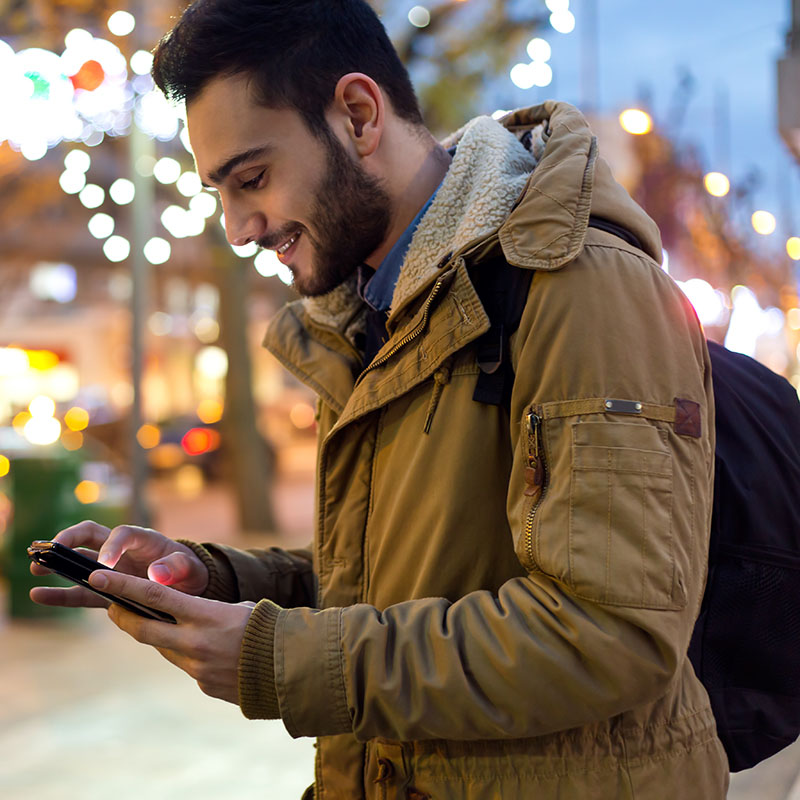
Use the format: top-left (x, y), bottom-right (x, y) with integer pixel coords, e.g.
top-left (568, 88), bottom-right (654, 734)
top-left (222, 196), bottom-right (266, 247)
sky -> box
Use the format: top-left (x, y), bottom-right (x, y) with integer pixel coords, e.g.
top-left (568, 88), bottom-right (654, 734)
top-left (507, 0), bottom-right (798, 247)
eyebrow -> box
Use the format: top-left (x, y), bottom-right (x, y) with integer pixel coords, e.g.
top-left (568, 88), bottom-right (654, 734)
top-left (202, 145), bottom-right (275, 187)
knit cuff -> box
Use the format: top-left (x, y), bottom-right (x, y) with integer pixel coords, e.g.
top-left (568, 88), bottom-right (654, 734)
top-left (238, 599), bottom-right (282, 720)
top-left (177, 539), bottom-right (238, 602)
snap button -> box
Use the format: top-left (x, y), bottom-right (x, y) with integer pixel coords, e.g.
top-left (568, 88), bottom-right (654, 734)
top-left (375, 758), bottom-right (394, 783)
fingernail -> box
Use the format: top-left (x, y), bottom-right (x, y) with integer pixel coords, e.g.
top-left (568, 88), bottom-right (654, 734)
top-left (150, 565), bottom-right (170, 583)
top-left (91, 572), bottom-right (108, 589)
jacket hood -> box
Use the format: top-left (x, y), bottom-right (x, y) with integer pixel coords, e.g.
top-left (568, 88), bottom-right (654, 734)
top-left (497, 102), bottom-right (662, 269)
top-left (295, 101), bottom-right (662, 338)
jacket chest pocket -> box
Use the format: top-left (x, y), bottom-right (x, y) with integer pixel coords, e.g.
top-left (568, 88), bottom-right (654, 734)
top-left (567, 420), bottom-right (685, 609)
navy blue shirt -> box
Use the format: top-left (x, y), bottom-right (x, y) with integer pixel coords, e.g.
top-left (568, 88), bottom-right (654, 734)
top-left (357, 180), bottom-right (443, 312)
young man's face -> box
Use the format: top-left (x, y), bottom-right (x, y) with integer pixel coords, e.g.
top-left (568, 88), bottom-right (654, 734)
top-left (187, 74), bottom-right (392, 296)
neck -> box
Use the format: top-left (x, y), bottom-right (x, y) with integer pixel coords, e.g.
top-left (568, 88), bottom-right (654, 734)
top-left (365, 137), bottom-right (451, 268)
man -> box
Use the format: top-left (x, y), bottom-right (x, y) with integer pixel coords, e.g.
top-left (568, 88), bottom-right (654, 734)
top-left (31, 0), bottom-right (729, 797)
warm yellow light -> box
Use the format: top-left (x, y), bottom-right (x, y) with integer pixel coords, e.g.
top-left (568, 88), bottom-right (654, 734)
top-left (64, 406), bottom-right (89, 431)
top-left (752, 210), bottom-right (777, 235)
top-left (787, 237), bottom-right (800, 261)
top-left (704, 172), bottom-right (730, 198)
top-left (26, 350), bottom-right (60, 371)
top-left (0, 347), bottom-right (29, 377)
top-left (12, 411), bottom-right (31, 433)
top-left (619, 109), bottom-right (652, 135)
top-left (197, 399), bottom-right (223, 424)
top-left (74, 480), bottom-right (101, 504)
top-left (61, 430), bottom-right (84, 451)
top-left (29, 395), bottom-right (56, 418)
top-left (0, 455), bottom-right (9, 477)
top-left (289, 402), bottom-right (316, 429)
top-left (136, 424), bottom-right (161, 449)
top-left (23, 416), bottom-right (61, 446)
top-left (174, 464), bottom-right (204, 498)
top-left (149, 443), bottom-right (184, 469)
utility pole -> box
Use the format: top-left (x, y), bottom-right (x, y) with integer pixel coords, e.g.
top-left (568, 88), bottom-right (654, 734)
top-left (580, 0), bottom-right (599, 113)
top-left (778, 0), bottom-right (800, 162)
top-left (127, 0), bottom-right (155, 525)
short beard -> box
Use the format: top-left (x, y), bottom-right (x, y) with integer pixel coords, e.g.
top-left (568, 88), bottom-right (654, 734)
top-left (292, 126), bottom-right (392, 297)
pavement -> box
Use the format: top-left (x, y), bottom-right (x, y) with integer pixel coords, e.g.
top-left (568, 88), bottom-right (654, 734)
top-left (2, 467), bottom-right (799, 798)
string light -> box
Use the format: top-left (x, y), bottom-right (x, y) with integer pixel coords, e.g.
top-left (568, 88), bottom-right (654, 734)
top-left (88, 212), bottom-right (114, 239)
top-left (78, 183), bottom-right (104, 208)
top-left (107, 11), bottom-right (136, 37)
top-left (109, 177), bottom-right (135, 204)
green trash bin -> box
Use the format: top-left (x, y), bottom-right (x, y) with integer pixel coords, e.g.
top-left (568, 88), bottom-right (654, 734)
top-left (4, 449), bottom-right (85, 619)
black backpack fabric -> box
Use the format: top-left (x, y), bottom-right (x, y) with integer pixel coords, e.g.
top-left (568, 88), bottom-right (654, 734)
top-left (471, 219), bottom-right (800, 771)
top-left (687, 341), bottom-right (800, 771)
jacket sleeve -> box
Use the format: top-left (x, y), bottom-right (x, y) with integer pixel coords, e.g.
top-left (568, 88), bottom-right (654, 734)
top-left (182, 539), bottom-right (316, 607)
top-left (241, 244), bottom-right (715, 740)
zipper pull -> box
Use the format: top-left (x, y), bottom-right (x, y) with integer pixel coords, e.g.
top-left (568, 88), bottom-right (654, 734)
top-left (524, 411), bottom-right (543, 495)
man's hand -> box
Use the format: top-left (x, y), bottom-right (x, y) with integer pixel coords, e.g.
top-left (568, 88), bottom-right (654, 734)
top-left (89, 568), bottom-right (255, 704)
top-left (30, 521), bottom-right (209, 609)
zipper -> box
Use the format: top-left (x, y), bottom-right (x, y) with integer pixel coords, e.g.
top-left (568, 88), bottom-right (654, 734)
top-left (524, 407), bottom-right (548, 567)
top-left (355, 271), bottom-right (451, 386)
top-left (422, 359), bottom-right (453, 434)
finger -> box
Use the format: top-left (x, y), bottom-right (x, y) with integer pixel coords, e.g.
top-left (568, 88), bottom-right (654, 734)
top-left (52, 521), bottom-right (111, 551)
top-left (107, 604), bottom-right (188, 652)
top-left (97, 524), bottom-right (160, 567)
top-left (90, 569), bottom-right (193, 620)
top-left (30, 585), bottom-right (110, 609)
top-left (148, 551), bottom-right (199, 586)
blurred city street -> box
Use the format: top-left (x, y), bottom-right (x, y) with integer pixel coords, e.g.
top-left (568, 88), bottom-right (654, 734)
top-left (0, 470), bottom-right (317, 800)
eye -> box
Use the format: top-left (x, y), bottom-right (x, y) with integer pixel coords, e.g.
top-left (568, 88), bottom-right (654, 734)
top-left (240, 170), bottom-right (266, 191)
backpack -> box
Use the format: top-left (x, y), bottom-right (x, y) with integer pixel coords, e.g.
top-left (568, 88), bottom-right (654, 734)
top-left (472, 217), bottom-right (800, 772)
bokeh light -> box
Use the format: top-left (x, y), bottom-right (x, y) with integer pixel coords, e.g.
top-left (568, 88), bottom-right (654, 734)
top-left (704, 172), bottom-right (730, 197)
top-left (751, 210), bottom-right (777, 235)
top-left (619, 108), bottom-right (652, 135)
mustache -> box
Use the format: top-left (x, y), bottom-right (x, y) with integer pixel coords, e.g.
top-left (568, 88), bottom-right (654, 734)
top-left (257, 224), bottom-right (305, 251)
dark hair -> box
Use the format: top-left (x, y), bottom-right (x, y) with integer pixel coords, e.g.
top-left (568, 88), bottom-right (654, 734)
top-left (152, 0), bottom-right (424, 136)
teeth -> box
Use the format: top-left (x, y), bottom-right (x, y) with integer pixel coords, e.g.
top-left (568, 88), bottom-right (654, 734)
top-left (277, 233), bottom-right (299, 254)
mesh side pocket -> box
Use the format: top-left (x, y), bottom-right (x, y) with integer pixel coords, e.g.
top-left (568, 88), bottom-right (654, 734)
top-left (698, 551), bottom-right (800, 695)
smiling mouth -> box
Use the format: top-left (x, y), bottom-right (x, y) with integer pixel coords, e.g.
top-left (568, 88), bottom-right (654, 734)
top-left (276, 231), bottom-right (300, 255)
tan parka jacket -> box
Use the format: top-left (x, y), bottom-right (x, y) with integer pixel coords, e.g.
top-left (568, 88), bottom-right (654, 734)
top-left (189, 102), bottom-right (730, 799)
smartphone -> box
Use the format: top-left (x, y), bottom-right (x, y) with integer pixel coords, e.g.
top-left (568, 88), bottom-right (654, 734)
top-left (27, 540), bottom-right (177, 624)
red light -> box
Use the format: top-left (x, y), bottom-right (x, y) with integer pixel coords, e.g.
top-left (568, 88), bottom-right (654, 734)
top-left (181, 427), bottom-right (220, 456)
top-left (70, 60), bottom-right (105, 92)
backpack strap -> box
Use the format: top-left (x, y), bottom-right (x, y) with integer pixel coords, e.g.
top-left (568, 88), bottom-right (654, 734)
top-left (471, 259), bottom-right (533, 406)
top-left (471, 216), bottom-right (631, 407)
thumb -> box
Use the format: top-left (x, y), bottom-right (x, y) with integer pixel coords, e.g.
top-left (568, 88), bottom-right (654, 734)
top-left (148, 552), bottom-right (199, 586)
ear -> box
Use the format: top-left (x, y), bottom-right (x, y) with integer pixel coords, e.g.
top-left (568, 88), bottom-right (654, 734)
top-left (328, 73), bottom-right (384, 157)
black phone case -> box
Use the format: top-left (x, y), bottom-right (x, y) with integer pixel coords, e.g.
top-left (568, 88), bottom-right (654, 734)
top-left (28, 541), bottom-right (177, 624)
